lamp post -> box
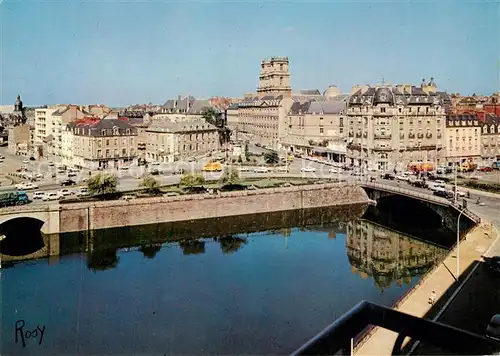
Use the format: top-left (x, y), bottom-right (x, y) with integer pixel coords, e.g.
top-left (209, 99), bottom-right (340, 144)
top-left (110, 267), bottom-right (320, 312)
top-left (456, 208), bottom-right (465, 279)
top-left (454, 158), bottom-right (459, 204)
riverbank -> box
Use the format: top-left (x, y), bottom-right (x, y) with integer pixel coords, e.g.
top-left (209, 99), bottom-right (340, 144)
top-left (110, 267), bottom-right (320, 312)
top-left (354, 220), bottom-right (497, 355)
top-left (0, 183), bottom-right (371, 262)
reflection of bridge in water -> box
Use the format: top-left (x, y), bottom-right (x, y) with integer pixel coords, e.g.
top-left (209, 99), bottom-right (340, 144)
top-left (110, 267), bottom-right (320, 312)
top-left (346, 220), bottom-right (447, 290)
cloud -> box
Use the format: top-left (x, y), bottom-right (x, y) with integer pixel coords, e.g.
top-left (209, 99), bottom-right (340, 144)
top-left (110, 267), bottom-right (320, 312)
top-left (283, 26), bottom-right (295, 33)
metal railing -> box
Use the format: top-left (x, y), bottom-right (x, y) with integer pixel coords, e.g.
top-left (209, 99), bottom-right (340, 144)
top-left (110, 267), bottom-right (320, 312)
top-left (361, 182), bottom-right (481, 224)
top-left (292, 301), bottom-right (499, 355)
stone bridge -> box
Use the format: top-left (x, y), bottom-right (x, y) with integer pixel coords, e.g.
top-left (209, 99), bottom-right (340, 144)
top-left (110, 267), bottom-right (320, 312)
top-left (360, 182), bottom-right (481, 235)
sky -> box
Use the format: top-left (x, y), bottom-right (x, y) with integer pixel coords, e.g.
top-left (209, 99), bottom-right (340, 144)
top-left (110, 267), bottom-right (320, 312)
top-left (1, 0), bottom-right (499, 107)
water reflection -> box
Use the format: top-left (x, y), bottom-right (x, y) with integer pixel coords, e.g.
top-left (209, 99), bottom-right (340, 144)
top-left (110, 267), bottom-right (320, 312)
top-left (139, 244), bottom-right (162, 259)
top-left (346, 220), bottom-right (447, 290)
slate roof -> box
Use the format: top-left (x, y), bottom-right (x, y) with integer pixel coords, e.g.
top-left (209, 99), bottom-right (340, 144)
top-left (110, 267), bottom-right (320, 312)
top-left (348, 85), bottom-right (450, 107)
top-left (162, 95), bottom-right (213, 115)
top-left (445, 113), bottom-right (481, 127)
top-left (73, 118), bottom-right (138, 137)
top-left (299, 89), bottom-right (321, 95)
top-left (307, 100), bottom-right (346, 114)
top-left (147, 119), bottom-right (217, 133)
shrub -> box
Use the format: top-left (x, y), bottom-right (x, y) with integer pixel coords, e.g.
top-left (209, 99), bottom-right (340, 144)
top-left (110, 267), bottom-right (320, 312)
top-left (87, 173), bottom-right (118, 196)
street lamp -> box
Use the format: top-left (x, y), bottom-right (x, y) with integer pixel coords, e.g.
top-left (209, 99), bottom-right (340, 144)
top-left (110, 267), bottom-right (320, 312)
top-left (456, 208), bottom-right (465, 279)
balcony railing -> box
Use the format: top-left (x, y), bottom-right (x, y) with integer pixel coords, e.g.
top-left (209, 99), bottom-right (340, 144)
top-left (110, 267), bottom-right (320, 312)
top-left (374, 134), bottom-right (391, 139)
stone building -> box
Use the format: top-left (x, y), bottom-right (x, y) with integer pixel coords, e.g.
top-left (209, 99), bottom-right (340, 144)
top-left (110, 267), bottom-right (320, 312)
top-left (346, 219), bottom-right (445, 290)
top-left (480, 115), bottom-right (500, 166)
top-left (281, 99), bottom-right (347, 161)
top-left (70, 117), bottom-right (138, 169)
top-left (5, 95), bottom-right (31, 155)
top-left (145, 119), bottom-right (219, 163)
top-left (444, 114), bottom-right (482, 166)
top-left (237, 57), bottom-right (296, 150)
top-left (346, 79), bottom-right (452, 171)
top-left (154, 95), bottom-right (213, 122)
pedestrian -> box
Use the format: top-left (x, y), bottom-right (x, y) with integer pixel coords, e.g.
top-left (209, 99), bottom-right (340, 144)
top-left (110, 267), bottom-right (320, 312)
top-left (428, 290), bottom-right (437, 305)
top-left (467, 190), bottom-right (471, 199)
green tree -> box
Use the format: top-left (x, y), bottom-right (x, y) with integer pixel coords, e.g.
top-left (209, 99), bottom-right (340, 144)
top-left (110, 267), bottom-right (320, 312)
top-left (264, 151), bottom-right (279, 164)
top-left (219, 166), bottom-right (240, 185)
top-left (87, 173), bottom-right (118, 196)
top-left (140, 175), bottom-right (160, 195)
top-left (219, 236), bottom-right (247, 254)
top-left (180, 173), bottom-right (205, 188)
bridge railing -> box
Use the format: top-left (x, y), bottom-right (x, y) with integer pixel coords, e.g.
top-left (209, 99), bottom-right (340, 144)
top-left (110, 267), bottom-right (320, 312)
top-left (361, 182), bottom-right (481, 224)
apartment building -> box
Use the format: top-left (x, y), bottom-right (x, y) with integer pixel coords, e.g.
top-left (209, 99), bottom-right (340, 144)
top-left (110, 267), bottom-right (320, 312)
top-left (281, 99), bottom-right (347, 161)
top-left (346, 79), bottom-right (451, 171)
top-left (34, 105), bottom-right (89, 158)
top-left (480, 115), bottom-right (500, 165)
top-left (444, 114), bottom-right (481, 166)
top-left (71, 117), bottom-right (138, 169)
top-left (237, 57), bottom-right (295, 150)
top-left (145, 119), bottom-right (218, 163)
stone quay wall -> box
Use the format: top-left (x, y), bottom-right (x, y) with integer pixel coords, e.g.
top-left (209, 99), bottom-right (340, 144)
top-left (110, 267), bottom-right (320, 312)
top-left (59, 183), bottom-right (370, 234)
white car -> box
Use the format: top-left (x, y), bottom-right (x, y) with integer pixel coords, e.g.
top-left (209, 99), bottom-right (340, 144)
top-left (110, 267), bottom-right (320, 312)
top-left (275, 166), bottom-right (290, 173)
top-left (16, 182), bottom-right (38, 190)
top-left (301, 167), bottom-right (316, 173)
top-left (396, 175), bottom-right (408, 182)
top-left (151, 161), bottom-right (160, 166)
top-left (254, 167), bottom-right (270, 173)
top-left (43, 192), bottom-right (61, 201)
top-left (35, 172), bottom-right (44, 179)
top-left (238, 166), bottom-right (251, 172)
top-left (59, 189), bottom-right (73, 197)
top-left (122, 194), bottom-right (135, 200)
top-left (455, 190), bottom-right (467, 197)
top-left (328, 168), bottom-right (340, 173)
top-left (48, 161), bottom-right (55, 166)
top-left (23, 159), bottom-right (29, 164)
top-left (33, 191), bottom-right (46, 200)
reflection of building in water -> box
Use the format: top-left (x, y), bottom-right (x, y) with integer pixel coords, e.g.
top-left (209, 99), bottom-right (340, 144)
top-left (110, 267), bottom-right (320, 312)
top-left (346, 220), bottom-right (446, 290)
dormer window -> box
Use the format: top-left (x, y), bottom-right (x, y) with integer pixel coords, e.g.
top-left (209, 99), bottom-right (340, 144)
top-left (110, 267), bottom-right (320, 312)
top-left (101, 129), bottom-right (106, 136)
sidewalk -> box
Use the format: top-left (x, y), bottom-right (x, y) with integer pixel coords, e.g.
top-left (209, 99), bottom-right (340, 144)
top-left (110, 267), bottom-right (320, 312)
top-left (354, 222), bottom-right (498, 356)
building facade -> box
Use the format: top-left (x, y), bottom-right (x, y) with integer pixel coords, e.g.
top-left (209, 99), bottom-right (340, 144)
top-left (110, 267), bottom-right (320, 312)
top-left (480, 115), bottom-right (500, 166)
top-left (346, 80), bottom-right (451, 172)
top-left (444, 114), bottom-right (482, 166)
top-left (145, 119), bottom-right (219, 163)
top-left (281, 99), bottom-right (347, 161)
top-left (71, 118), bottom-right (138, 169)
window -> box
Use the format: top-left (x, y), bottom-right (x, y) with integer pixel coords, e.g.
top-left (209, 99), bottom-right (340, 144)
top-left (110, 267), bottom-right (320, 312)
top-left (106, 139), bottom-right (109, 146)
top-left (381, 107), bottom-right (386, 113)
top-left (320, 128), bottom-right (324, 133)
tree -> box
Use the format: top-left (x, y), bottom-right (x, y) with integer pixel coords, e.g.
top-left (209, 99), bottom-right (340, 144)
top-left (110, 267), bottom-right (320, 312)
top-left (180, 173), bottom-right (205, 188)
top-left (201, 107), bottom-right (232, 146)
top-left (140, 175), bottom-right (160, 195)
top-left (238, 155), bottom-right (243, 164)
top-left (219, 236), bottom-right (247, 254)
top-left (87, 173), bottom-right (118, 196)
top-left (244, 143), bottom-right (250, 161)
top-left (264, 151), bottom-right (279, 164)
top-left (219, 166), bottom-right (240, 185)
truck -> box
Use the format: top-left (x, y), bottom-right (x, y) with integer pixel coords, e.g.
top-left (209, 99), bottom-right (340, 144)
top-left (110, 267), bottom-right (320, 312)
top-left (0, 190), bottom-right (29, 208)
top-left (458, 162), bottom-right (477, 172)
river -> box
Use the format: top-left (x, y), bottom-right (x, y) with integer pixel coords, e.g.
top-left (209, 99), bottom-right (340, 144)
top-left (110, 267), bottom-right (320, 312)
top-left (0, 205), bottom-right (450, 355)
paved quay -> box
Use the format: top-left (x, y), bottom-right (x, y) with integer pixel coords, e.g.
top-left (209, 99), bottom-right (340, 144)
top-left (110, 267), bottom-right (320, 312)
top-left (354, 220), bottom-right (498, 356)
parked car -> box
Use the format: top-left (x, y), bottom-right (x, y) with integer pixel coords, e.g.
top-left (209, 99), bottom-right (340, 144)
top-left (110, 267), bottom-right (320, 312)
top-left (412, 180), bottom-right (428, 188)
top-left (328, 168), bottom-right (340, 174)
top-left (486, 314), bottom-right (500, 341)
top-left (59, 189), bottom-right (73, 197)
top-left (238, 166), bottom-right (251, 172)
top-left (33, 191), bottom-right (46, 200)
top-left (43, 192), bottom-right (62, 201)
top-left (381, 173), bottom-right (395, 180)
top-left (122, 194), bottom-right (135, 200)
top-left (48, 161), bottom-right (55, 166)
top-left (395, 175), bottom-right (408, 182)
top-left (301, 167), bottom-right (316, 173)
top-left (76, 188), bottom-right (89, 197)
top-left (433, 190), bottom-right (453, 199)
top-left (68, 172), bottom-right (77, 177)
top-left (254, 167), bottom-right (270, 173)
top-left (23, 158), bottom-right (29, 164)
top-left (60, 179), bottom-right (76, 186)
